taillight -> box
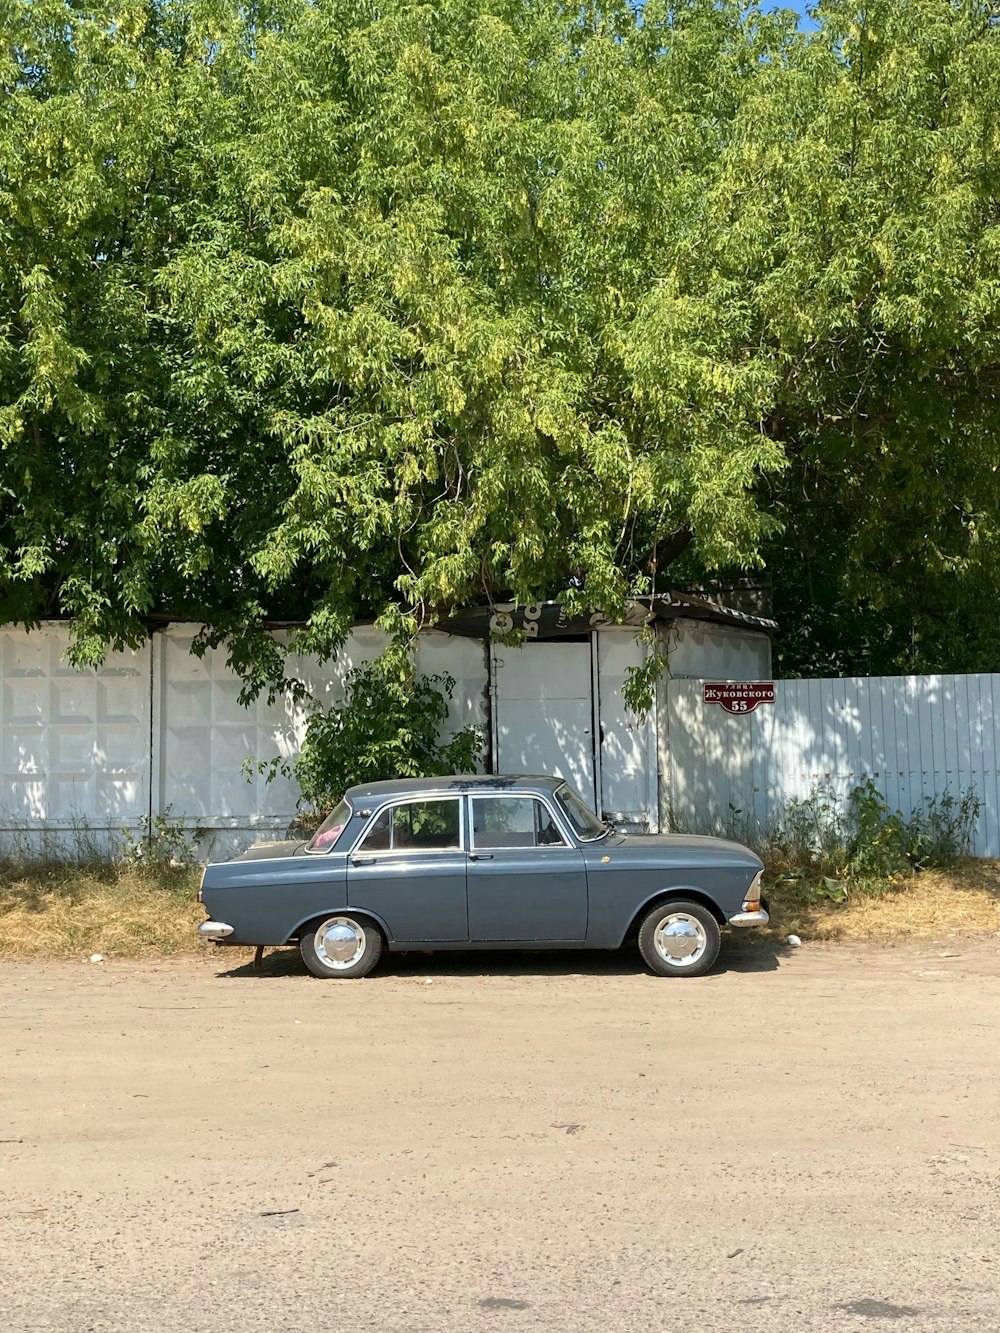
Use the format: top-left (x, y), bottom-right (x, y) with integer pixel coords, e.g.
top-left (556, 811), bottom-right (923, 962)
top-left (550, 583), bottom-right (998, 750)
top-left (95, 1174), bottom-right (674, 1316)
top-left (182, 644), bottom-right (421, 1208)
top-left (743, 869), bottom-right (763, 913)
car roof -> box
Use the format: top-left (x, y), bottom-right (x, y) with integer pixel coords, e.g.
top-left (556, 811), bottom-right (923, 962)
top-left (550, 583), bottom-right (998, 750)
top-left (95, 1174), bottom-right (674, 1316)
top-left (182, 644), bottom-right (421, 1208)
top-left (344, 774), bottom-right (567, 803)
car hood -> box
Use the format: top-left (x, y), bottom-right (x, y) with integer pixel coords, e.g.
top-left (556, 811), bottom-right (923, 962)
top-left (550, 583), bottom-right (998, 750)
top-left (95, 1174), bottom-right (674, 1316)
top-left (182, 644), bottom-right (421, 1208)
top-left (609, 832), bottom-right (763, 870)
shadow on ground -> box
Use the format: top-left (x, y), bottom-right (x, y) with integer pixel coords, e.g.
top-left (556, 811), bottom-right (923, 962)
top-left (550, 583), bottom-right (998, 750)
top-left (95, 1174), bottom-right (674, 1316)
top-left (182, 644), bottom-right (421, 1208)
top-left (216, 935), bottom-right (786, 982)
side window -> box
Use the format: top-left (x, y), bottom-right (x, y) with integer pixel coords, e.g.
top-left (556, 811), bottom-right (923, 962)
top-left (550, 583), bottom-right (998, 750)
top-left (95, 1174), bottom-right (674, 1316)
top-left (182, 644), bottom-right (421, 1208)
top-left (359, 799), bottom-right (461, 853)
top-left (471, 798), bottom-right (567, 849)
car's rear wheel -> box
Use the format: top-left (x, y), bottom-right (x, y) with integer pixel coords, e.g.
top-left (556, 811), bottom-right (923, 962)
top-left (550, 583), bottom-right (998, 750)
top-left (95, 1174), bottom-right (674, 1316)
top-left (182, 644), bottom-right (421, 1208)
top-left (299, 914), bottom-right (383, 979)
top-left (637, 900), bottom-right (721, 978)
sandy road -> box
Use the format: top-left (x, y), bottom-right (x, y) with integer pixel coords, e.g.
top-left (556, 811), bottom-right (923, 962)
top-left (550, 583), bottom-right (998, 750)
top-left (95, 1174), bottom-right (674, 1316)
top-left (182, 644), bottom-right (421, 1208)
top-left (1, 937), bottom-right (999, 1333)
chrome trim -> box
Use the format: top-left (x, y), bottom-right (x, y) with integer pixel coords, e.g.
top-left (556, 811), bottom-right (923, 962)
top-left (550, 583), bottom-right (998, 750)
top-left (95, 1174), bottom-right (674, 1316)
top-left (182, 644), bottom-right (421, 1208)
top-left (728, 908), bottom-right (770, 927)
top-left (198, 920), bottom-right (235, 940)
top-left (554, 782), bottom-right (609, 842)
top-left (352, 848), bottom-right (466, 860)
top-left (467, 790), bottom-right (572, 850)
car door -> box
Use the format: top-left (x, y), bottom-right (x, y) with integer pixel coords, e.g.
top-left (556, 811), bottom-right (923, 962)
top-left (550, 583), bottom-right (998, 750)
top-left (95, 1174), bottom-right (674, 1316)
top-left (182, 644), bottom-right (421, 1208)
top-left (466, 794), bottom-right (588, 941)
top-left (347, 796), bottom-right (469, 942)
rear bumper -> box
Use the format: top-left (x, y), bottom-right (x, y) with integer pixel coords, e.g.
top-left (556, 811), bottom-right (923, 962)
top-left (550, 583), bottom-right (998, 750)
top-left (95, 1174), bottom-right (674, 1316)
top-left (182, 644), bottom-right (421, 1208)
top-left (728, 898), bottom-right (770, 928)
top-left (198, 920), bottom-right (235, 942)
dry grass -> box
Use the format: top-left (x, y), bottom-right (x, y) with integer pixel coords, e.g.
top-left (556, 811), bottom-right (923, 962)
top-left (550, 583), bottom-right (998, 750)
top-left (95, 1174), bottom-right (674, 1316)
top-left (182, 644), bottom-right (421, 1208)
top-left (1, 857), bottom-right (999, 961)
top-left (762, 857), bottom-right (1000, 942)
top-left (0, 861), bottom-right (205, 959)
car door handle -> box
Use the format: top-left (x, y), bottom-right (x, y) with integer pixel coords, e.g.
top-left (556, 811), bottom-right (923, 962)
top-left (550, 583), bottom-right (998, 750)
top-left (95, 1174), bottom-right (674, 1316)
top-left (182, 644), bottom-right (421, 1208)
top-left (351, 856), bottom-right (374, 866)
top-left (467, 853), bottom-right (493, 861)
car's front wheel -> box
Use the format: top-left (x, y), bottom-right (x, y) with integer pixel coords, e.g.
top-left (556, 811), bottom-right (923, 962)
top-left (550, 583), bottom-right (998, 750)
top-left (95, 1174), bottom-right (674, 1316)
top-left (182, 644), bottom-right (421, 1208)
top-left (637, 900), bottom-right (721, 978)
top-left (299, 914), bottom-right (383, 979)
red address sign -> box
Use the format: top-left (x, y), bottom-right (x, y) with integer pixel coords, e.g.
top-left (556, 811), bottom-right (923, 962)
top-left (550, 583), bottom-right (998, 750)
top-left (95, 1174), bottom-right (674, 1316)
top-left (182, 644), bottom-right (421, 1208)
top-left (703, 682), bottom-right (775, 715)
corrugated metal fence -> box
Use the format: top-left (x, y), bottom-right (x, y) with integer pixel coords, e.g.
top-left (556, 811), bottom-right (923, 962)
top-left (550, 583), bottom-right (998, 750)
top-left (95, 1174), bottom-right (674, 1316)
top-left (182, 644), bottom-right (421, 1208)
top-left (666, 674), bottom-right (1000, 857)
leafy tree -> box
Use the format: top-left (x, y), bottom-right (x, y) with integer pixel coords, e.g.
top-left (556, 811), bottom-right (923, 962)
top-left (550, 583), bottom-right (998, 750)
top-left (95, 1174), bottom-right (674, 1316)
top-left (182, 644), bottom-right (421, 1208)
top-left (2, 0), bottom-right (1000, 690)
top-left (0, 0), bottom-right (793, 689)
top-left (723, 0), bottom-right (1000, 674)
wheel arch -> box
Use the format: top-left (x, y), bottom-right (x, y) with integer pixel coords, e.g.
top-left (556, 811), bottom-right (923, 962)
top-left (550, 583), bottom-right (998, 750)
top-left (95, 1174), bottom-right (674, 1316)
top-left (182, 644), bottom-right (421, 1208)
top-left (283, 907), bottom-right (392, 946)
top-left (619, 887), bottom-right (726, 946)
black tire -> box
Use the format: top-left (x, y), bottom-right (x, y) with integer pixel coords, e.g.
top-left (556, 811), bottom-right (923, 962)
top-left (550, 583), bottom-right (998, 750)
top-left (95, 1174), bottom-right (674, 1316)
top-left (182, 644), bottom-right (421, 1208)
top-left (637, 899), bottom-right (721, 978)
top-left (299, 913), bottom-right (383, 979)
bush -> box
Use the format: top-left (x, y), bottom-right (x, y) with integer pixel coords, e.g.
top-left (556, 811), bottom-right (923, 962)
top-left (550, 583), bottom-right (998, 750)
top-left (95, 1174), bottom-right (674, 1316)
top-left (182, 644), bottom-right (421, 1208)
top-left (283, 647), bottom-right (484, 815)
top-left (119, 808), bottom-right (205, 869)
top-left (900, 789), bottom-right (982, 870)
top-left (752, 779), bottom-right (981, 901)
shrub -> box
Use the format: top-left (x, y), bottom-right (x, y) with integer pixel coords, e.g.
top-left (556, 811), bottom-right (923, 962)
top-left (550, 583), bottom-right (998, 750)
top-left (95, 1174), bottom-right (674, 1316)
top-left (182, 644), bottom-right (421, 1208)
top-left (271, 646), bottom-right (484, 816)
top-left (900, 789), bottom-right (982, 870)
top-left (749, 778), bottom-right (981, 901)
top-left (120, 807), bottom-right (205, 868)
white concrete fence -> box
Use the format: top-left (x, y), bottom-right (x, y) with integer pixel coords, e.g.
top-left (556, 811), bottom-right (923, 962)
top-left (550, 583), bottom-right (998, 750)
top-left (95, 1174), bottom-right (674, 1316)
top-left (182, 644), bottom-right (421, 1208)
top-left (0, 624), bottom-right (486, 859)
top-left (3, 620), bottom-right (999, 859)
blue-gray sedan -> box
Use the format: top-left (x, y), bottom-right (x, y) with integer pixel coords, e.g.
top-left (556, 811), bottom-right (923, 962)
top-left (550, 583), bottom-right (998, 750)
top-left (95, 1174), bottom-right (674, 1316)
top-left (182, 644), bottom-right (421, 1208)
top-left (197, 775), bottom-right (768, 978)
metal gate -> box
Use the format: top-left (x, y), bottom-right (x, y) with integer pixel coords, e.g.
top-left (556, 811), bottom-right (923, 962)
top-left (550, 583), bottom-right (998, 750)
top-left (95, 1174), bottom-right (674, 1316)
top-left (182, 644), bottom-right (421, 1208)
top-left (490, 633), bottom-right (658, 829)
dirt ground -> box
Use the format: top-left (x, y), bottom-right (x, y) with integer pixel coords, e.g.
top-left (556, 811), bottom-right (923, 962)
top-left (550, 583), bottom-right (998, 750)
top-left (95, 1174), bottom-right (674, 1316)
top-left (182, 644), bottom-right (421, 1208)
top-left (2, 936), bottom-right (1000, 1333)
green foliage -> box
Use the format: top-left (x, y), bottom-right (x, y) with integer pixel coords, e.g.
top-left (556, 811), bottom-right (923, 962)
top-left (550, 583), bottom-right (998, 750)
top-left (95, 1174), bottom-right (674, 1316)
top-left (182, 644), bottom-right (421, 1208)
top-left (2, 0), bottom-right (1000, 686)
top-left (743, 0), bottom-right (1000, 676)
top-left (120, 807), bottom-right (206, 868)
top-left (621, 625), bottom-right (669, 717)
top-left (769, 784), bottom-right (848, 869)
top-left (754, 778), bottom-right (983, 899)
top-left (904, 789), bottom-right (984, 869)
top-left (287, 648), bottom-right (483, 812)
top-left (841, 779), bottom-right (915, 882)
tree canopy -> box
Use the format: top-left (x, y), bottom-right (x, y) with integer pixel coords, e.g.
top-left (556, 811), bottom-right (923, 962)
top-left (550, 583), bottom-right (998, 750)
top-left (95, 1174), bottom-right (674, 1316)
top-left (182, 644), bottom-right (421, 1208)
top-left (2, 0), bottom-right (999, 687)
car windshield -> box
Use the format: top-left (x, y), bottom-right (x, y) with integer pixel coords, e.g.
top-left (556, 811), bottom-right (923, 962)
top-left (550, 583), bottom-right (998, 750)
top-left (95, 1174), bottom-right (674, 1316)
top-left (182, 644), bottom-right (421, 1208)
top-left (305, 798), bottom-right (352, 852)
top-left (555, 784), bottom-right (607, 841)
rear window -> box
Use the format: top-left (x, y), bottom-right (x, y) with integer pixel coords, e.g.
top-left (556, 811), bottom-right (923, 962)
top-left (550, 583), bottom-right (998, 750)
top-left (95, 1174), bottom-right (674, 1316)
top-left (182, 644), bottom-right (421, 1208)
top-left (358, 798), bottom-right (461, 853)
top-left (306, 798), bottom-right (352, 852)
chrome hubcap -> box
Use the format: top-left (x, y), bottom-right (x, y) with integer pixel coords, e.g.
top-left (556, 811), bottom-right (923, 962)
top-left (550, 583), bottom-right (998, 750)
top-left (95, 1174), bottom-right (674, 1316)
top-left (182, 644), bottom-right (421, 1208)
top-left (653, 913), bottom-right (708, 968)
top-left (314, 917), bottom-right (366, 971)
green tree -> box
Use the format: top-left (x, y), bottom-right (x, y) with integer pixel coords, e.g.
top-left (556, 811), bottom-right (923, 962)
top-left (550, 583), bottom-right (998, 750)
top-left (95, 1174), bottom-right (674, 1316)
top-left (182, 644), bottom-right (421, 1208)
top-left (722, 0), bottom-right (1000, 674)
top-left (2, 0), bottom-right (1000, 690)
top-left (0, 0), bottom-right (793, 690)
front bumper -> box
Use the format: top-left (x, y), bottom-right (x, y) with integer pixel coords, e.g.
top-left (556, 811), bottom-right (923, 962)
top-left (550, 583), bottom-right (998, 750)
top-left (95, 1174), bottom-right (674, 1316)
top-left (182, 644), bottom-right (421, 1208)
top-left (728, 898), bottom-right (770, 928)
top-left (198, 920), bottom-right (235, 941)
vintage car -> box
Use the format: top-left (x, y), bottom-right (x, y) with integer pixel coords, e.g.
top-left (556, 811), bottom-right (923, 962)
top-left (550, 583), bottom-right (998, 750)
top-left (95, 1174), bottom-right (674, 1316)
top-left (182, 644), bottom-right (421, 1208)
top-left (197, 775), bottom-right (768, 978)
